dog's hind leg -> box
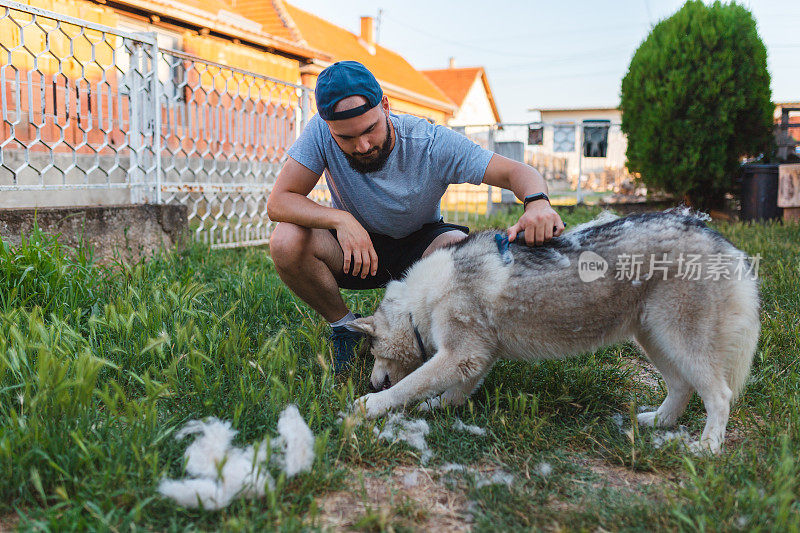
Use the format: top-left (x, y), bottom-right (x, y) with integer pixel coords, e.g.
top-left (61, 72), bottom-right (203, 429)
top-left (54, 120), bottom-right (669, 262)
top-left (633, 330), bottom-right (694, 428)
top-left (634, 279), bottom-right (749, 453)
top-left (634, 329), bottom-right (732, 452)
top-left (636, 324), bottom-right (733, 453)
top-left (692, 379), bottom-right (733, 453)
top-left (689, 278), bottom-right (759, 453)
top-left (634, 336), bottom-right (734, 452)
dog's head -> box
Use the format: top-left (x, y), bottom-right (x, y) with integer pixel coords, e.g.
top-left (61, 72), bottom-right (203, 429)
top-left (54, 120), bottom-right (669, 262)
top-left (348, 282), bottom-right (426, 391)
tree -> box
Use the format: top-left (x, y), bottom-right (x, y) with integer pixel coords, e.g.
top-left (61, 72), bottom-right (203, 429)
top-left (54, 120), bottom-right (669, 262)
top-left (620, 1), bottom-right (773, 208)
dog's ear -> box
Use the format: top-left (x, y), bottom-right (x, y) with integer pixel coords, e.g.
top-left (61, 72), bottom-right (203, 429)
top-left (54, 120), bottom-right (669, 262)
top-left (348, 316), bottom-right (376, 337)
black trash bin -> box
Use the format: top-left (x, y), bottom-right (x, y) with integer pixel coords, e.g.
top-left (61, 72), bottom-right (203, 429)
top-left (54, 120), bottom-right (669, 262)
top-left (740, 164), bottom-right (782, 221)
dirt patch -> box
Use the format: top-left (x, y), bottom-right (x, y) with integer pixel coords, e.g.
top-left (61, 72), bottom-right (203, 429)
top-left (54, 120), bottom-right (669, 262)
top-left (723, 413), bottom-right (765, 448)
top-left (536, 457), bottom-right (676, 517)
top-left (622, 356), bottom-right (663, 391)
top-left (315, 465), bottom-right (472, 532)
top-left (724, 426), bottom-right (748, 447)
top-left (580, 457), bottom-right (673, 492)
top-left (0, 513), bottom-right (19, 532)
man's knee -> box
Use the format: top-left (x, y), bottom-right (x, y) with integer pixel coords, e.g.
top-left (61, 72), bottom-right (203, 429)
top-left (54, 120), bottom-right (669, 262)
top-left (269, 223), bottom-right (311, 268)
top-left (423, 230), bottom-right (468, 257)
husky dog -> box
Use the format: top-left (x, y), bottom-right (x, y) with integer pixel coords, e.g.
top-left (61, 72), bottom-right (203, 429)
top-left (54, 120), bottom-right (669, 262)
top-left (349, 209), bottom-right (760, 452)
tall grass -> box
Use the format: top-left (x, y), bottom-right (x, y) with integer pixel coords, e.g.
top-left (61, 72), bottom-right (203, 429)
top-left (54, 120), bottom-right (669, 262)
top-left (0, 222), bottom-right (104, 320)
top-left (0, 208), bottom-right (798, 530)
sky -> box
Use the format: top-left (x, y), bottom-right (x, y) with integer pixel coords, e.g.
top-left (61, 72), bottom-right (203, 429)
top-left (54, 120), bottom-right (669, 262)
top-left (288, 0), bottom-right (800, 123)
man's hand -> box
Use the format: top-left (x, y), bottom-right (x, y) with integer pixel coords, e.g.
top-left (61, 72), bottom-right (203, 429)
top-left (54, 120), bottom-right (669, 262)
top-left (481, 154), bottom-right (564, 246)
top-left (507, 200), bottom-right (565, 246)
top-left (335, 212), bottom-right (378, 278)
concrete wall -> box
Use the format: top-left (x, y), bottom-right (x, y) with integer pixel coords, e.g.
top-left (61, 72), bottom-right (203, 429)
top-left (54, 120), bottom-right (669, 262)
top-left (1, 151), bottom-right (282, 209)
top-left (0, 204), bottom-right (188, 263)
top-left (1, 189), bottom-right (134, 209)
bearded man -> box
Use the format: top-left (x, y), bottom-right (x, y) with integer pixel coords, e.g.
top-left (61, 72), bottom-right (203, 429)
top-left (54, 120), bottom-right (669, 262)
top-left (267, 61), bottom-right (564, 374)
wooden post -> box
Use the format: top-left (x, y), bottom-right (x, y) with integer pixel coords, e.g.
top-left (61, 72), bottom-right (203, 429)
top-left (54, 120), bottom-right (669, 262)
top-left (778, 163), bottom-right (800, 222)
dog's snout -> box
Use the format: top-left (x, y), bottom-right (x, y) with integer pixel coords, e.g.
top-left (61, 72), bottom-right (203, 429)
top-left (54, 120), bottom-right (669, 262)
top-left (369, 374), bottom-right (392, 392)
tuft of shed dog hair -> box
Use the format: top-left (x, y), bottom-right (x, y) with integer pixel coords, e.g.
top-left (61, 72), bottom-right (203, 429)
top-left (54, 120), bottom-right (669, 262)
top-left (452, 418), bottom-right (486, 436)
top-left (175, 418), bottom-right (237, 479)
top-left (158, 404), bottom-right (315, 510)
top-left (373, 413), bottom-right (433, 464)
top-left (271, 404), bottom-right (315, 477)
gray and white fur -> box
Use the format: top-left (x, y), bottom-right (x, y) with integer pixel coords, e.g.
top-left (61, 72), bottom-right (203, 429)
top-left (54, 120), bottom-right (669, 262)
top-left (350, 208), bottom-right (760, 453)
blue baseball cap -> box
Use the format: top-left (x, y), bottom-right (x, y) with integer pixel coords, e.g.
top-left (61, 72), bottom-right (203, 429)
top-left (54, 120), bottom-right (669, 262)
top-left (315, 61), bottom-right (383, 121)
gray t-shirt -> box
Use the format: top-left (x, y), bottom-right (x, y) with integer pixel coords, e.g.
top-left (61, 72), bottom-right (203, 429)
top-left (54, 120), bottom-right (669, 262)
top-left (286, 113), bottom-right (494, 238)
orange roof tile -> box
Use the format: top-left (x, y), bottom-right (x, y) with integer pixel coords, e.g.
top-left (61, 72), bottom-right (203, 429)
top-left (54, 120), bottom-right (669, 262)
top-left (111, 0), bottom-right (317, 59)
top-left (422, 66), bottom-right (501, 123)
top-left (283, 2), bottom-right (455, 113)
top-left (171, 0), bottom-right (235, 17)
top-left (422, 67), bottom-right (481, 107)
top-left (232, 0), bottom-right (304, 43)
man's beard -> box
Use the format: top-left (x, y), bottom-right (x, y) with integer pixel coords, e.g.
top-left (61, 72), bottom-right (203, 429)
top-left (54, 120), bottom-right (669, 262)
top-left (342, 116), bottom-right (393, 173)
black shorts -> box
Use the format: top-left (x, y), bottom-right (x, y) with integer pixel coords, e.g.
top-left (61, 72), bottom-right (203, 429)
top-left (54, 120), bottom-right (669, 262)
top-left (330, 219), bottom-right (469, 290)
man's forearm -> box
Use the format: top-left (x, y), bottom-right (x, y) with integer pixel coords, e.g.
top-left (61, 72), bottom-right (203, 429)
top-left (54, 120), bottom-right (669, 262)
top-left (507, 165), bottom-right (549, 202)
top-left (483, 154), bottom-right (549, 203)
top-left (267, 191), bottom-right (350, 230)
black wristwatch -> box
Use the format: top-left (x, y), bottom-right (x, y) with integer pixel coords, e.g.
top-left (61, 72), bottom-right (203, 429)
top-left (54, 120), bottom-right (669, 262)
top-left (523, 192), bottom-right (550, 209)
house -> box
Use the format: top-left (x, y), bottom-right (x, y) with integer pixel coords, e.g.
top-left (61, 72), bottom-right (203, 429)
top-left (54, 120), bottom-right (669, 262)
top-left (528, 106), bottom-right (632, 193)
top-left (422, 60), bottom-right (501, 129)
top-left (3, 0), bottom-right (463, 207)
top-left (106, 0), bottom-right (459, 123)
top-left (4, 0), bottom-right (455, 129)
top-left (774, 102), bottom-right (800, 144)
top-left (16, 0), bottom-right (321, 80)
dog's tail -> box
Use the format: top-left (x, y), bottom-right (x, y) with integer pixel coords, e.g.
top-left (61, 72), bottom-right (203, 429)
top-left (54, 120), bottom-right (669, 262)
top-left (721, 265), bottom-right (761, 401)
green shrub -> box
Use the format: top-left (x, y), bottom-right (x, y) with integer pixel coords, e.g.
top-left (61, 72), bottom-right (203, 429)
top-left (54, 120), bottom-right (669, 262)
top-left (620, 0), bottom-right (773, 208)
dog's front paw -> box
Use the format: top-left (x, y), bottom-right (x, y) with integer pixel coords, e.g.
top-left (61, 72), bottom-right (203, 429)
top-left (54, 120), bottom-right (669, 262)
top-left (353, 392), bottom-right (390, 419)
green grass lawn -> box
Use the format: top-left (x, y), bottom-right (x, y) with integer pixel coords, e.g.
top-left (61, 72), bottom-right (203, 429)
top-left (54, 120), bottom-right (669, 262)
top-left (1, 208), bottom-right (798, 531)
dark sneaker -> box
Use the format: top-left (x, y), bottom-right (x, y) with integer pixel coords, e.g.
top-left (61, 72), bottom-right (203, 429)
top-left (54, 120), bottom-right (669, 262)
top-left (329, 314), bottom-right (364, 374)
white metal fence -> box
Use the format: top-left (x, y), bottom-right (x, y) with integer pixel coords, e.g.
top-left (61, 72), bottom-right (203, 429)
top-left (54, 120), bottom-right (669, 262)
top-left (0, 0), bottom-right (159, 198)
top-left (0, 0), bottom-right (314, 247)
top-left (156, 49), bottom-right (312, 247)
